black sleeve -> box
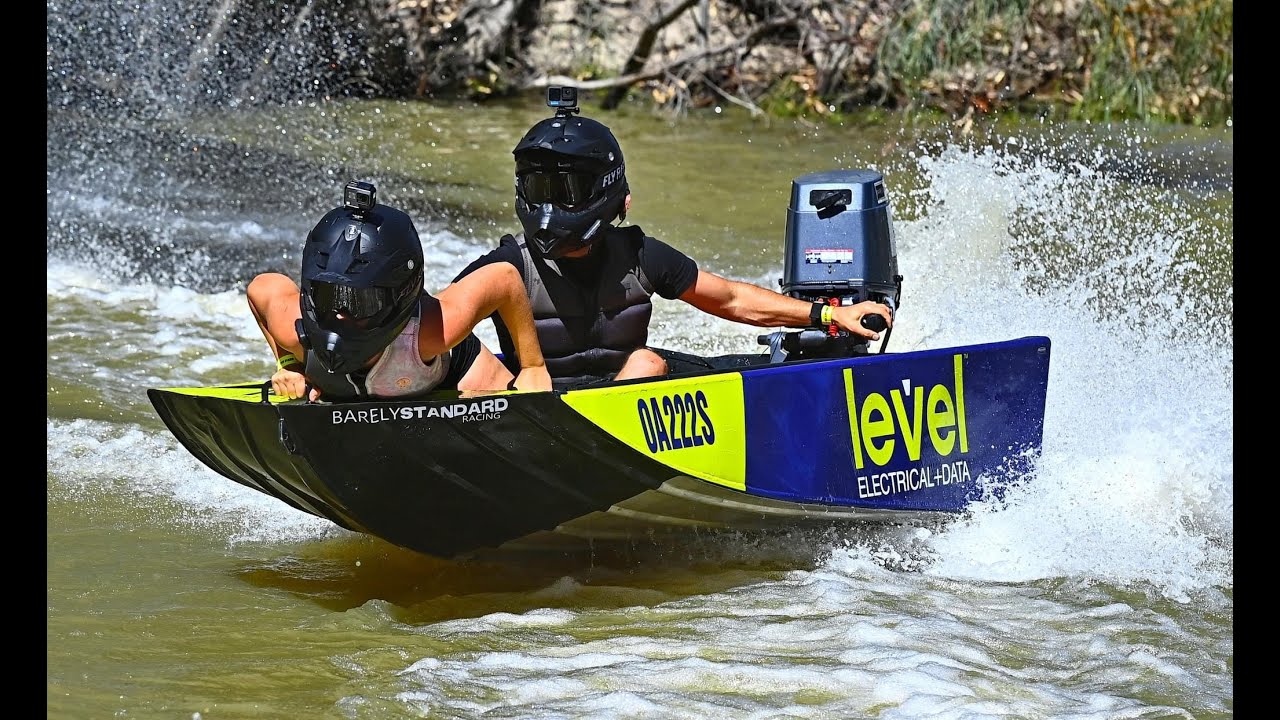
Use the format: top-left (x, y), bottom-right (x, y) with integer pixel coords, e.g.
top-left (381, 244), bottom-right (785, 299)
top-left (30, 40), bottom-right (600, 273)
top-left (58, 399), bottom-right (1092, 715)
top-left (638, 235), bottom-right (699, 299)
top-left (450, 242), bottom-right (525, 284)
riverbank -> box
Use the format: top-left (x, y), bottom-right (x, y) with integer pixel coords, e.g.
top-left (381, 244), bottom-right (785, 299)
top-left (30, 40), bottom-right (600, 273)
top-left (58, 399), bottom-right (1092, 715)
top-left (47, 0), bottom-right (1232, 129)
top-left (398, 0), bottom-right (1233, 128)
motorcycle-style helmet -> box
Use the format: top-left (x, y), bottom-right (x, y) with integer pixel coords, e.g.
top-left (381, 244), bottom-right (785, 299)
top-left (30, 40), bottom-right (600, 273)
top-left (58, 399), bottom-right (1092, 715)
top-left (513, 113), bottom-right (629, 258)
top-left (298, 183), bottom-right (424, 375)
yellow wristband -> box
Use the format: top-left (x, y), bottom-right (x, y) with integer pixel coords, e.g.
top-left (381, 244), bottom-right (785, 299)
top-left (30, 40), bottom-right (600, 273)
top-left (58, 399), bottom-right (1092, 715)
top-left (276, 353), bottom-right (300, 371)
top-left (820, 305), bottom-right (833, 325)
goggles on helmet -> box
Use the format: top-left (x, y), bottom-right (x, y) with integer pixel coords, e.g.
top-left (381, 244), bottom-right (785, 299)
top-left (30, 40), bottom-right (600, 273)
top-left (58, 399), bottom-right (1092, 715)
top-left (309, 281), bottom-right (394, 326)
top-left (518, 170), bottom-right (597, 208)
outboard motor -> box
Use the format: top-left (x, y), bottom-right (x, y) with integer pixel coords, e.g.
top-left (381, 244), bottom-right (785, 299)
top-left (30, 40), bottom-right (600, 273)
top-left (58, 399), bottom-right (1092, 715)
top-left (759, 169), bottom-right (903, 361)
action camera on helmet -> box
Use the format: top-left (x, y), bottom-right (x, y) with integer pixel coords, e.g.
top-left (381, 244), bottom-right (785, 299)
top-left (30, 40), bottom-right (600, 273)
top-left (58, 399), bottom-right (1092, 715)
top-left (546, 86), bottom-right (579, 112)
top-left (344, 181), bottom-right (377, 214)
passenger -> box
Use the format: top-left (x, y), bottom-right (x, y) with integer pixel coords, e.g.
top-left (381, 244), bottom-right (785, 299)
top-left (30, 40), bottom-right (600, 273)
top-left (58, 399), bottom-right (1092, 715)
top-left (451, 93), bottom-right (894, 387)
top-left (248, 182), bottom-right (551, 402)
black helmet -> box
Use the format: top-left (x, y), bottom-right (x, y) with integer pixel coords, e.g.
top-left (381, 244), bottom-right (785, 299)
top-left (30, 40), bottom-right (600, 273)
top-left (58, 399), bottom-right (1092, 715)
top-left (298, 186), bottom-right (424, 375)
top-left (513, 113), bottom-right (629, 258)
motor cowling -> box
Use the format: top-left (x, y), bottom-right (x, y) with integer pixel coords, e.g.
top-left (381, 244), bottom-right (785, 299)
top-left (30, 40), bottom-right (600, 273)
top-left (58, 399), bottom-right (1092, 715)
top-left (764, 169), bottom-right (903, 359)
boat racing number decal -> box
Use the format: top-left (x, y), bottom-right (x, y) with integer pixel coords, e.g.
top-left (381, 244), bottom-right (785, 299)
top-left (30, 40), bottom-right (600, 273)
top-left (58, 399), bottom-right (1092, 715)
top-left (843, 353), bottom-right (972, 499)
top-left (562, 374), bottom-right (747, 491)
top-left (636, 391), bottom-right (714, 453)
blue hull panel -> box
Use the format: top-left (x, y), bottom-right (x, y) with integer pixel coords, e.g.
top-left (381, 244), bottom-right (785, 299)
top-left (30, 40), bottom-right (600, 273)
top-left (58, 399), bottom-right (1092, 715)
top-left (742, 337), bottom-right (1050, 510)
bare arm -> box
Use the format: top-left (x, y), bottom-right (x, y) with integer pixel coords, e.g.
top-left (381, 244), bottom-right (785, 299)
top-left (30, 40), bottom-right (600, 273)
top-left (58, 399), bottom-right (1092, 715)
top-left (433, 263), bottom-right (551, 390)
top-left (246, 272), bottom-right (312, 400)
top-left (678, 269), bottom-right (893, 339)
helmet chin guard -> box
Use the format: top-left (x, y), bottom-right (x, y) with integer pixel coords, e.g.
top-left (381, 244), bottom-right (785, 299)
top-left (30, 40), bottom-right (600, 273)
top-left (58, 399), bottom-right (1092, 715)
top-left (525, 203), bottom-right (605, 257)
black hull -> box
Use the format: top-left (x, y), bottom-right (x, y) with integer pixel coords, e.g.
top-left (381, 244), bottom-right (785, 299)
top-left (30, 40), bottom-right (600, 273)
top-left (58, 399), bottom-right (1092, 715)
top-left (149, 387), bottom-right (684, 557)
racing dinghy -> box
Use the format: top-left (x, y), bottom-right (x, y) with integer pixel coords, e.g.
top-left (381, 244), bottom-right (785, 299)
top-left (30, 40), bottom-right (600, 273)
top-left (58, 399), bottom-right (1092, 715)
top-left (148, 170), bottom-right (1052, 559)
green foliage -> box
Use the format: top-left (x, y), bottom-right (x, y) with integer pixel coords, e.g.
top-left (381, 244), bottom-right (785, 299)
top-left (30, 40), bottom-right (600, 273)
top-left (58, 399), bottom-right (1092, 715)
top-left (757, 77), bottom-right (819, 118)
top-left (1072, 0), bottom-right (1233, 126)
top-left (864, 0), bottom-right (1231, 126)
top-left (569, 62), bottom-right (610, 82)
top-left (878, 0), bottom-right (1035, 86)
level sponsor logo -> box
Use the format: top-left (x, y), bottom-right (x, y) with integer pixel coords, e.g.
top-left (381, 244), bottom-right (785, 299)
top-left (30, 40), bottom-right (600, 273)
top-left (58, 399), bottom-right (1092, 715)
top-left (636, 390), bottom-right (715, 453)
top-left (844, 354), bottom-right (971, 497)
top-left (331, 397), bottom-right (508, 425)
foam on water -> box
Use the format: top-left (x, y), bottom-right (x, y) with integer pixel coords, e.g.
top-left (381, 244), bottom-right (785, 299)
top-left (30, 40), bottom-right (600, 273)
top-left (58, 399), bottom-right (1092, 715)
top-left (46, 418), bottom-right (340, 545)
top-left (641, 136), bottom-right (1230, 605)
top-left (390, 548), bottom-right (1226, 718)
top-left (47, 264), bottom-right (255, 328)
top-left (851, 139), bottom-right (1233, 602)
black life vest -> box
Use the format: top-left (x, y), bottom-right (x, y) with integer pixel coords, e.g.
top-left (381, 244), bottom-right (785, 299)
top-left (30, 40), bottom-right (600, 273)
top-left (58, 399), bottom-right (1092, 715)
top-left (503, 226), bottom-right (655, 379)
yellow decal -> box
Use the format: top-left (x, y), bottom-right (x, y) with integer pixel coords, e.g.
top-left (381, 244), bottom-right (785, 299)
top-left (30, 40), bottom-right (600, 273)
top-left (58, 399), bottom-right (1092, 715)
top-left (844, 354), bottom-right (969, 470)
top-left (165, 384), bottom-right (289, 404)
top-left (562, 373), bottom-right (747, 491)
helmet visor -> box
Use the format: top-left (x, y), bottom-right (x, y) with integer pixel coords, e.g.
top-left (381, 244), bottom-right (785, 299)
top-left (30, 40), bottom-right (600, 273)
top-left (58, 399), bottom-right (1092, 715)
top-left (519, 170), bottom-right (596, 208)
top-left (310, 281), bottom-right (394, 327)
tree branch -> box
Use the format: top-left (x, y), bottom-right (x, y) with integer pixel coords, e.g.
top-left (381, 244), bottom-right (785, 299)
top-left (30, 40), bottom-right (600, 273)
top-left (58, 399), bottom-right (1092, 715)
top-left (525, 15), bottom-right (798, 102)
top-left (601, 0), bottom-right (702, 108)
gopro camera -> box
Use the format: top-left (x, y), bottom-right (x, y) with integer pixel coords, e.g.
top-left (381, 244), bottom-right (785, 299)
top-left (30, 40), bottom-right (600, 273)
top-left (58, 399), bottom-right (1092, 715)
top-left (344, 180), bottom-right (377, 214)
top-left (547, 86), bottom-right (579, 112)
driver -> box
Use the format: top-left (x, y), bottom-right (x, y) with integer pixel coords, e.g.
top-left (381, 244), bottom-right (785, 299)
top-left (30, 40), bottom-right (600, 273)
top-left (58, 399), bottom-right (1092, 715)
top-left (451, 96), bottom-right (893, 387)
